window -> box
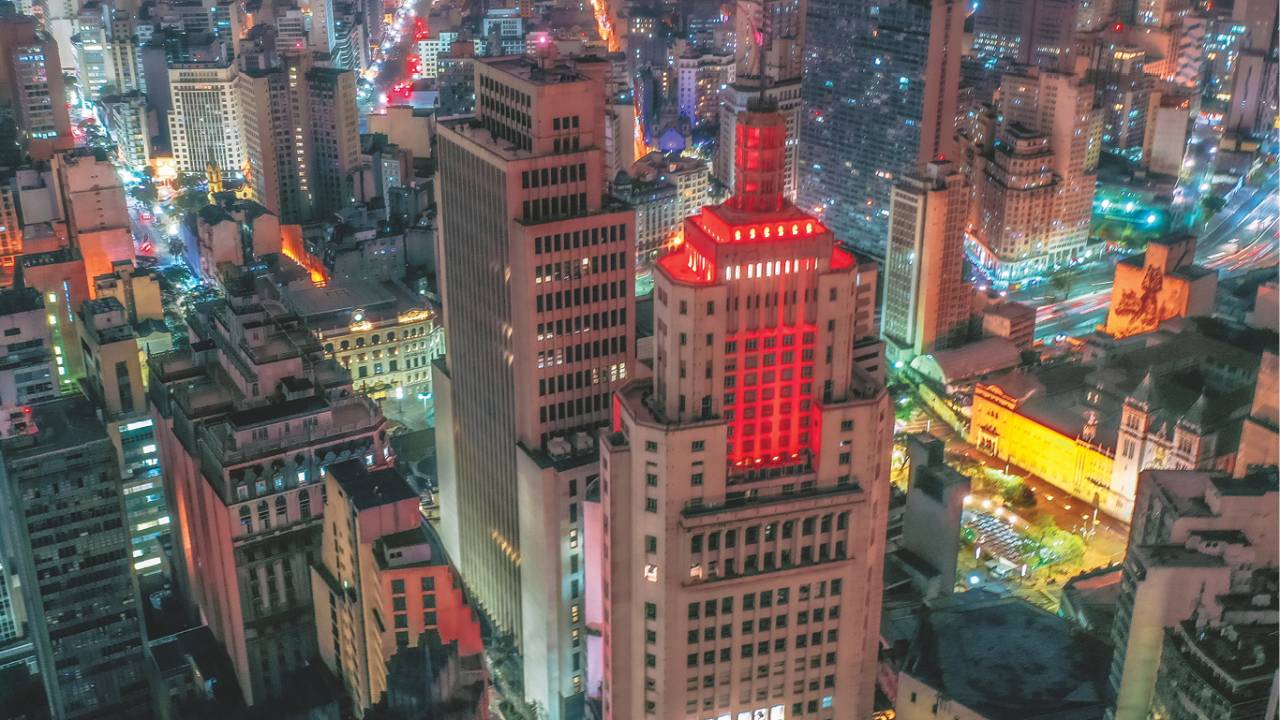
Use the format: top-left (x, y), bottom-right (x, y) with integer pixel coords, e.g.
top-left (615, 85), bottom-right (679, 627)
top-left (692, 440), bottom-right (705, 452)
top-left (645, 498), bottom-right (658, 513)
top-left (691, 472), bottom-right (703, 486)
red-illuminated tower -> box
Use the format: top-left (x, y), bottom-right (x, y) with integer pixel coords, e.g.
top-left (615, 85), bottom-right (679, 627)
top-left (598, 104), bottom-right (892, 720)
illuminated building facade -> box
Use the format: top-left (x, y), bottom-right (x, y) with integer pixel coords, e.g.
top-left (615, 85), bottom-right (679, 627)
top-left (677, 49), bottom-right (735, 125)
top-left (971, 320), bottom-right (1268, 520)
top-left (285, 280), bottom-right (444, 416)
top-left (882, 161), bottom-right (971, 363)
top-left (101, 92), bottom-right (152, 168)
top-left (798, 0), bottom-right (964, 256)
top-left (600, 106), bottom-right (891, 720)
top-left (311, 460), bottom-right (485, 715)
top-left (18, 244), bottom-right (91, 395)
top-left (306, 67), bottom-right (361, 217)
top-left (1102, 234), bottom-right (1217, 340)
top-left (168, 61), bottom-right (245, 174)
top-left (78, 297), bottom-right (171, 582)
top-left (434, 54), bottom-right (636, 720)
top-left (1081, 30), bottom-right (1153, 161)
top-left (148, 272), bottom-right (393, 705)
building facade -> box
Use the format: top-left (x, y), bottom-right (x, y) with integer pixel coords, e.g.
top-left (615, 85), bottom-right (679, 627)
top-left (0, 398), bottom-right (154, 719)
top-left (798, 0), bottom-right (964, 256)
top-left (600, 108), bottom-right (891, 720)
top-left (148, 271), bottom-right (393, 705)
top-left (882, 161), bottom-right (971, 363)
top-left (168, 61), bottom-right (244, 175)
top-left (434, 54), bottom-right (636, 719)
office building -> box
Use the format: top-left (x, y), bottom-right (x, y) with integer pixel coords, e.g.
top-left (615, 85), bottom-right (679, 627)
top-left (1148, 617), bottom-right (1277, 720)
top-left (599, 106), bottom-right (891, 720)
top-left (882, 161), bottom-right (970, 363)
top-left (1107, 467), bottom-right (1278, 720)
top-left (0, 15), bottom-right (73, 158)
top-left (17, 243), bottom-right (90, 394)
top-left (799, 0), bottom-right (964, 256)
top-left (237, 58), bottom-right (314, 223)
top-left (77, 295), bottom-right (172, 583)
top-left (306, 67), bottom-right (361, 217)
top-left (311, 460), bottom-right (485, 715)
top-left (969, 66), bottom-right (1100, 280)
top-left (168, 60), bottom-right (244, 174)
top-left (0, 397), bottom-right (154, 719)
top-left (434, 53), bottom-right (636, 719)
top-left (147, 272), bottom-right (393, 705)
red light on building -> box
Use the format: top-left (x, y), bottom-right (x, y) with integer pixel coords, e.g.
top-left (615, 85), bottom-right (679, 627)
top-left (413, 17), bottom-right (430, 40)
top-left (1110, 21), bottom-right (1125, 31)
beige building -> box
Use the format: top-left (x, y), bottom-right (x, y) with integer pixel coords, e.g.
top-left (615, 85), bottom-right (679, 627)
top-left (307, 67), bottom-right (361, 217)
top-left (53, 148), bottom-right (130, 236)
top-left (434, 53), bottom-right (637, 720)
top-left (169, 61), bottom-right (244, 175)
top-left (148, 272), bottom-right (393, 705)
top-left (284, 279), bottom-right (444, 419)
top-left (600, 109), bottom-right (891, 720)
top-left (882, 161), bottom-right (971, 363)
top-left (237, 58), bottom-right (314, 224)
top-left (677, 49), bottom-right (734, 125)
top-left (970, 67), bottom-right (1100, 281)
top-left (1108, 468), bottom-right (1278, 720)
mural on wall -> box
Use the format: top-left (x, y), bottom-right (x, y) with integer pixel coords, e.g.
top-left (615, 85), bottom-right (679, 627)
top-left (1106, 264), bottom-right (1188, 339)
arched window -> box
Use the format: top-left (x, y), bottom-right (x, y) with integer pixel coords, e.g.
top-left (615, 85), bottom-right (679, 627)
top-left (239, 506), bottom-right (252, 533)
top-left (299, 489), bottom-right (312, 519)
top-left (275, 495), bottom-right (287, 520)
top-left (258, 500), bottom-right (271, 530)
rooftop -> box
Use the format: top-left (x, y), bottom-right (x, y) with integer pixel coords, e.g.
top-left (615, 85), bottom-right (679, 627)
top-left (329, 459), bottom-right (417, 510)
top-left (902, 595), bottom-right (1112, 720)
top-left (0, 396), bottom-right (108, 460)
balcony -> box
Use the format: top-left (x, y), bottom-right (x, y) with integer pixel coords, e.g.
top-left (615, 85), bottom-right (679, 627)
top-left (681, 479), bottom-right (862, 519)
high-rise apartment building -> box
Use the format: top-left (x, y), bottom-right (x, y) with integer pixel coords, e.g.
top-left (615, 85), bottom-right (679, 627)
top-left (969, 66), bottom-right (1099, 280)
top-left (677, 49), bottom-right (735, 125)
top-left (100, 92), bottom-right (151, 168)
top-left (0, 397), bottom-right (154, 719)
top-left (600, 106), bottom-right (891, 720)
top-left (306, 67), bottom-right (360, 217)
top-left (0, 15), bottom-right (73, 158)
top-left (434, 53), bottom-right (636, 719)
top-left (238, 58), bottom-right (315, 223)
top-left (148, 271), bottom-right (393, 705)
top-left (168, 60), bottom-right (244, 174)
top-left (799, 0), bottom-right (965, 256)
top-left (882, 161), bottom-right (970, 363)
top-left (1080, 30), bottom-right (1154, 161)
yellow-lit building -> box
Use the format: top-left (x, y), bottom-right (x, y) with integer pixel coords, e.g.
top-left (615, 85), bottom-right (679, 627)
top-left (284, 279), bottom-right (445, 421)
top-left (970, 375), bottom-right (1119, 516)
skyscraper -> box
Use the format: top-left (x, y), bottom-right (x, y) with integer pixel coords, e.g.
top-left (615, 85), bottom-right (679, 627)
top-left (148, 272), bottom-right (393, 705)
top-left (168, 60), bottom-right (244, 174)
top-left (881, 160), bottom-right (970, 363)
top-left (600, 105), bottom-right (891, 720)
top-left (306, 66), bottom-right (360, 217)
top-left (799, 0), bottom-right (965, 256)
top-left (971, 0), bottom-right (1084, 69)
top-left (0, 397), bottom-right (153, 719)
top-left (433, 52), bottom-right (636, 720)
top-left (238, 58), bottom-right (315, 223)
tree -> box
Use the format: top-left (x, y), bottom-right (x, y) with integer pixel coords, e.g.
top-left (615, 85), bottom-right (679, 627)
top-left (1048, 268), bottom-right (1076, 301)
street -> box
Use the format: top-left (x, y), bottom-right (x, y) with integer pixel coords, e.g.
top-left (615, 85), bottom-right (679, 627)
top-left (1017, 166), bottom-right (1280, 340)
